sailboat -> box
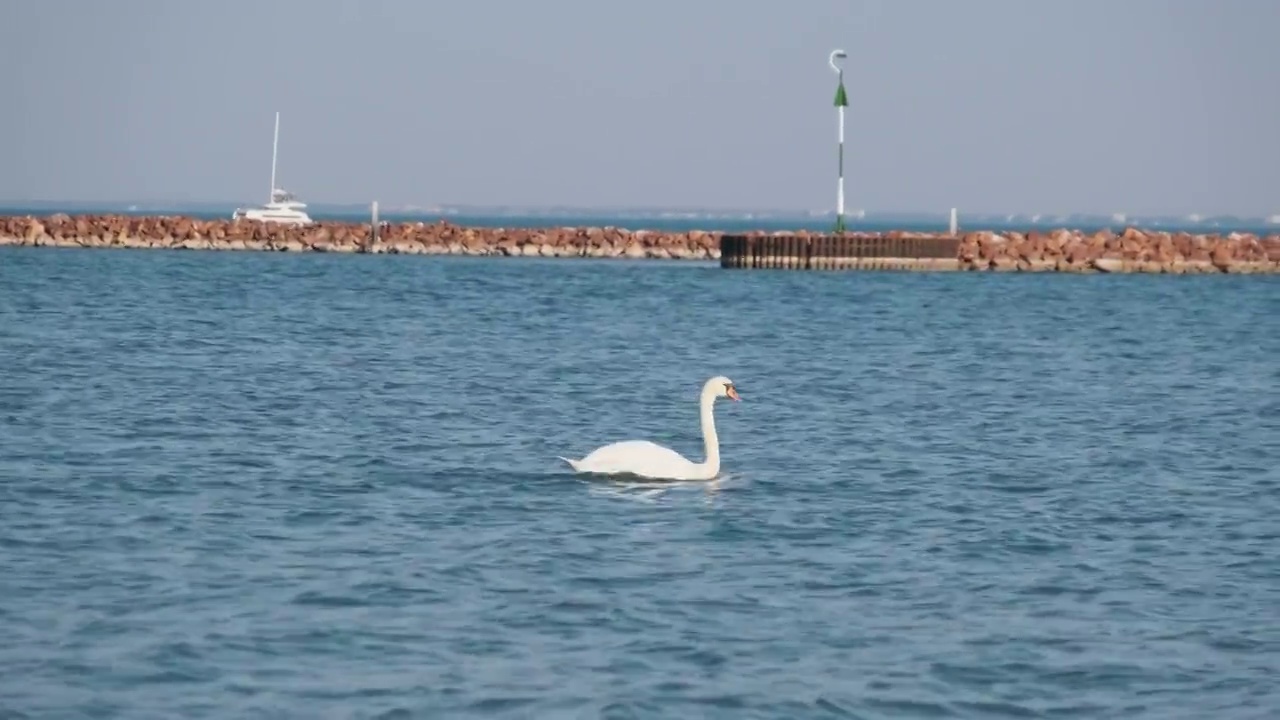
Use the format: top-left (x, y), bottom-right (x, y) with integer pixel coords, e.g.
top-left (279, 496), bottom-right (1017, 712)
top-left (232, 111), bottom-right (314, 225)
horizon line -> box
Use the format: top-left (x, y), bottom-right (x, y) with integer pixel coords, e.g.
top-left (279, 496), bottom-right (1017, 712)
top-left (0, 198), bottom-right (1274, 221)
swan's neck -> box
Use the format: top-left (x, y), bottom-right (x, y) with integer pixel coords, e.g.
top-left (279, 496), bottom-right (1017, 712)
top-left (699, 390), bottom-right (720, 476)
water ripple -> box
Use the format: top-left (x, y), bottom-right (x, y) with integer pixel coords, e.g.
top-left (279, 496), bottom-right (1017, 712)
top-left (0, 248), bottom-right (1277, 718)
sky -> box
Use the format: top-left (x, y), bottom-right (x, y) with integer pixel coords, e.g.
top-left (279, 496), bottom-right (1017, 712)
top-left (2, 0), bottom-right (1277, 216)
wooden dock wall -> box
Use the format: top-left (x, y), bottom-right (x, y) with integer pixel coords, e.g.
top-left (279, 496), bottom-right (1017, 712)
top-left (720, 234), bottom-right (961, 271)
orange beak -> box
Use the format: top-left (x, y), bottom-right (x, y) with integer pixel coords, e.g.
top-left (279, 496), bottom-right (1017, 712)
top-left (727, 385), bottom-right (741, 401)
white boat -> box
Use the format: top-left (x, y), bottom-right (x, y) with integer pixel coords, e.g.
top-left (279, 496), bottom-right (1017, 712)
top-left (232, 111), bottom-right (314, 226)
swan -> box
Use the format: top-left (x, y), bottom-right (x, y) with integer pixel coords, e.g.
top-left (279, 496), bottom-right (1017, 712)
top-left (559, 375), bottom-right (741, 481)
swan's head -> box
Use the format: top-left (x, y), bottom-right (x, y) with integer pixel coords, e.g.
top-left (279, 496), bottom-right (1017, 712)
top-left (705, 375), bottom-right (741, 402)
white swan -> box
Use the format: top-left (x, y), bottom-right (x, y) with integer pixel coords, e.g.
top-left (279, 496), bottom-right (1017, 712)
top-left (559, 375), bottom-right (741, 481)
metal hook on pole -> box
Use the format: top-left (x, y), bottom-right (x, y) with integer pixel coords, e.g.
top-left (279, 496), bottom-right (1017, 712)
top-left (829, 49), bottom-right (847, 75)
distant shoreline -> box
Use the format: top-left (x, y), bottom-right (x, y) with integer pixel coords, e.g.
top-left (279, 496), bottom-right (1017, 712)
top-left (2, 212), bottom-right (1278, 274)
top-left (0, 203), bottom-right (1276, 238)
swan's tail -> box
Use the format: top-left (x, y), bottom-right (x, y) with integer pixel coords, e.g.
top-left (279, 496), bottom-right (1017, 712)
top-left (557, 456), bottom-right (582, 472)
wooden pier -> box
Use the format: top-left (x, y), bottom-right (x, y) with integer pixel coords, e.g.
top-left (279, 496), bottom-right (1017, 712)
top-left (720, 234), bottom-right (962, 271)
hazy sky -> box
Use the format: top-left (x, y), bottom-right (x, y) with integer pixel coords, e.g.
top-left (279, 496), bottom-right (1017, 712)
top-left (4, 0), bottom-right (1277, 216)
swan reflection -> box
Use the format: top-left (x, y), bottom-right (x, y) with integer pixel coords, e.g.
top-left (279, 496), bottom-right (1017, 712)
top-left (582, 472), bottom-right (735, 504)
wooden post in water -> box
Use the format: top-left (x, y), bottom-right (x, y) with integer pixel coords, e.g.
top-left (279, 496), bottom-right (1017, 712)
top-left (718, 232), bottom-right (960, 272)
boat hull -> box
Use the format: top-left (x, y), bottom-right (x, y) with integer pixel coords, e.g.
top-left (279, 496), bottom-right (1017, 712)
top-left (231, 208), bottom-right (313, 226)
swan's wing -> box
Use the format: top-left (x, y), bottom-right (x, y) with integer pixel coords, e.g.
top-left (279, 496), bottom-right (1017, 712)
top-left (573, 440), bottom-right (694, 476)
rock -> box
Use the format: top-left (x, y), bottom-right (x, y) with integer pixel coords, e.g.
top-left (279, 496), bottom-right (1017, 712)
top-left (1092, 257), bottom-right (1126, 273)
top-left (1264, 238), bottom-right (1280, 262)
top-left (1210, 244), bottom-right (1235, 270)
top-left (977, 233), bottom-right (1008, 260)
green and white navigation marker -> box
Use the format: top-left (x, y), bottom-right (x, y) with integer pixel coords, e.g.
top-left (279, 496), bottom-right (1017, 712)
top-left (829, 49), bottom-right (848, 234)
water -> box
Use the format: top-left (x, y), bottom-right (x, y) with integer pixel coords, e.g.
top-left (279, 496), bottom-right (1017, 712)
top-left (3, 203), bottom-right (1278, 238)
top-left (1, 246), bottom-right (1277, 719)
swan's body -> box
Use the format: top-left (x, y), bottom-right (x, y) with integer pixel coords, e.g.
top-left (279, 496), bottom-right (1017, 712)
top-left (559, 376), bottom-right (740, 481)
top-left (561, 440), bottom-right (704, 480)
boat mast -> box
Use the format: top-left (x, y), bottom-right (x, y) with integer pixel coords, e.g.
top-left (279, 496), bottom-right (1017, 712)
top-left (270, 111), bottom-right (280, 201)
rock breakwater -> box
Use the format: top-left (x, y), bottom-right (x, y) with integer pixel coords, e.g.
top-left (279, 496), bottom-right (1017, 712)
top-left (0, 213), bottom-right (721, 260)
top-left (2, 214), bottom-right (1278, 273)
top-left (956, 227), bottom-right (1280, 274)
top-left (721, 228), bottom-right (1280, 273)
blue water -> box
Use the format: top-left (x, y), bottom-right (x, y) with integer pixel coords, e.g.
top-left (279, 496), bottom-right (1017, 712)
top-left (1, 246), bottom-right (1277, 719)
